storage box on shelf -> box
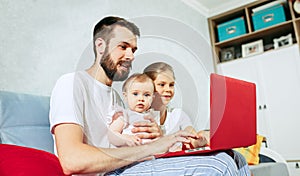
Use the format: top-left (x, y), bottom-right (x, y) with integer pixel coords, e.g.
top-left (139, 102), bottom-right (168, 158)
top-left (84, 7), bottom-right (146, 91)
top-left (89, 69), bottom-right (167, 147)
top-left (217, 17), bottom-right (246, 42)
top-left (208, 0), bottom-right (298, 64)
top-left (252, 4), bottom-right (286, 31)
top-left (292, 0), bottom-right (300, 43)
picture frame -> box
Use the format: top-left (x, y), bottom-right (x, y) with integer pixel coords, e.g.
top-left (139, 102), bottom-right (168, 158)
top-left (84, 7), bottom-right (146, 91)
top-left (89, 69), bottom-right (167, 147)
top-left (273, 33), bottom-right (293, 49)
top-left (220, 47), bottom-right (235, 62)
top-left (242, 39), bottom-right (263, 57)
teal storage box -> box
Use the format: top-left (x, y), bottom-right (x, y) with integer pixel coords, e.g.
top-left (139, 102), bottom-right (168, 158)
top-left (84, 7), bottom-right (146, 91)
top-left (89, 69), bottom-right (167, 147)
top-left (252, 4), bottom-right (286, 31)
top-left (217, 17), bottom-right (246, 42)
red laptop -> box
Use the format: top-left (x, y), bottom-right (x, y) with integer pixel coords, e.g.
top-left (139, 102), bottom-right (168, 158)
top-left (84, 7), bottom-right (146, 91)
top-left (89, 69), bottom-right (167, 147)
top-left (155, 73), bottom-right (257, 158)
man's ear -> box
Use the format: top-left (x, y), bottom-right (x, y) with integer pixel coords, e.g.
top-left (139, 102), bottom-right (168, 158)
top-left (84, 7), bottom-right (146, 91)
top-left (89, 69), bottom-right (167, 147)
top-left (95, 38), bottom-right (106, 55)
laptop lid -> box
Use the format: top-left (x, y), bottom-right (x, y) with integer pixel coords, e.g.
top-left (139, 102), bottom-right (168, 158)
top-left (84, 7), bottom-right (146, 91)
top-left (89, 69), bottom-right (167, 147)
top-left (210, 73), bottom-right (257, 150)
top-left (155, 74), bottom-right (257, 158)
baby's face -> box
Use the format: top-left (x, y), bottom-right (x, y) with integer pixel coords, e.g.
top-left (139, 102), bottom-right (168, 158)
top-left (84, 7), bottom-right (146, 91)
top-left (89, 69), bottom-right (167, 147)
top-left (153, 71), bottom-right (175, 105)
top-left (125, 81), bottom-right (154, 113)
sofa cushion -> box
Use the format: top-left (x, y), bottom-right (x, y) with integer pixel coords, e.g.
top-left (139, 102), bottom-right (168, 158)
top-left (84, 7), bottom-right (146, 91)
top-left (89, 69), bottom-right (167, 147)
top-left (234, 134), bottom-right (264, 165)
top-left (0, 144), bottom-right (66, 176)
top-left (0, 91), bottom-right (53, 153)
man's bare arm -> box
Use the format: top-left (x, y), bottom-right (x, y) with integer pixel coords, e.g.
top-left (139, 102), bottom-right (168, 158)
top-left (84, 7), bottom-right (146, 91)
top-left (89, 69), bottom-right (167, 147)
top-left (54, 123), bottom-right (194, 175)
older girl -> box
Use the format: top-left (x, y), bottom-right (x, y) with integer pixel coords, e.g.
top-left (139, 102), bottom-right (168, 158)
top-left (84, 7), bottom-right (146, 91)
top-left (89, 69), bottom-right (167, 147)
top-left (143, 62), bottom-right (208, 149)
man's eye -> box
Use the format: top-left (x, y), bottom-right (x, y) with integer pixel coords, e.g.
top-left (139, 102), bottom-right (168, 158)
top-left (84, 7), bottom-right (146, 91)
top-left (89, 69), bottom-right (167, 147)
top-left (120, 45), bottom-right (126, 50)
top-left (170, 83), bottom-right (175, 87)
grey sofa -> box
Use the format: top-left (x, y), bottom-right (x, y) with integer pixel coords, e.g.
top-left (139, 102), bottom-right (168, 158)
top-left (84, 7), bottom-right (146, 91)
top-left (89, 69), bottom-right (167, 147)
top-left (249, 147), bottom-right (290, 176)
top-left (0, 90), bottom-right (53, 153)
top-left (0, 90), bottom-right (290, 176)
top-left (0, 91), bottom-right (65, 175)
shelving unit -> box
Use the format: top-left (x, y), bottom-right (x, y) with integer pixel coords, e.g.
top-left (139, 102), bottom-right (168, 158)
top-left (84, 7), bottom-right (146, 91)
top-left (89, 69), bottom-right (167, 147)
top-left (208, 0), bottom-right (300, 64)
top-left (208, 1), bottom-right (300, 175)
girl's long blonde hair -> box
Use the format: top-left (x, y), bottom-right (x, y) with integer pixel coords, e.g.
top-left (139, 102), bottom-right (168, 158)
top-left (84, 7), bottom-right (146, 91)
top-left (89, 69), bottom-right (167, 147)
top-left (143, 62), bottom-right (175, 81)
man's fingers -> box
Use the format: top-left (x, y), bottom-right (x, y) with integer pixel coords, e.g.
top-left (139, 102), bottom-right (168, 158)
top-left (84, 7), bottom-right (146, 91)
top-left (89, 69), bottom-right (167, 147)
top-left (132, 122), bottom-right (159, 133)
top-left (132, 126), bottom-right (150, 133)
top-left (135, 132), bottom-right (160, 139)
top-left (173, 130), bottom-right (196, 139)
top-left (132, 119), bottom-right (162, 138)
top-left (143, 115), bottom-right (155, 122)
top-left (133, 121), bottom-right (153, 127)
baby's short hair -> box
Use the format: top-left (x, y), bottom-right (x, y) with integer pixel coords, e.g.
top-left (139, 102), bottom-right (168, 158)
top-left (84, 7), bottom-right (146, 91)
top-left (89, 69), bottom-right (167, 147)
top-left (122, 73), bottom-right (154, 93)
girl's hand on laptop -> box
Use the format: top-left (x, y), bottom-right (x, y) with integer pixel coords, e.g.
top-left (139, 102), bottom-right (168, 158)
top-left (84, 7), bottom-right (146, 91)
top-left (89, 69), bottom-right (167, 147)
top-left (192, 135), bottom-right (208, 148)
top-left (182, 130), bottom-right (209, 149)
top-left (195, 130), bottom-right (210, 147)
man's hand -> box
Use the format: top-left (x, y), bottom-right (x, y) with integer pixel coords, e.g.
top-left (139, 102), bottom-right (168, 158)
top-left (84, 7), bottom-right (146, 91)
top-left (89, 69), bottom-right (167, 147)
top-left (131, 115), bottom-right (163, 139)
top-left (148, 130), bottom-right (196, 155)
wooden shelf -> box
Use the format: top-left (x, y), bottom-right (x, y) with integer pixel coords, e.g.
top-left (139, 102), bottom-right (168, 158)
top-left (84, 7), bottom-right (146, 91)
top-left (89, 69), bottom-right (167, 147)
top-left (294, 17), bottom-right (300, 22)
top-left (215, 20), bottom-right (294, 47)
top-left (208, 0), bottom-right (299, 64)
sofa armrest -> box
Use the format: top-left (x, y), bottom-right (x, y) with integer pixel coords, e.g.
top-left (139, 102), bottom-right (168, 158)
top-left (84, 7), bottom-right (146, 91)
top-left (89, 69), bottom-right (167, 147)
top-left (259, 147), bottom-right (287, 163)
top-left (0, 144), bottom-right (66, 176)
top-left (249, 146), bottom-right (289, 176)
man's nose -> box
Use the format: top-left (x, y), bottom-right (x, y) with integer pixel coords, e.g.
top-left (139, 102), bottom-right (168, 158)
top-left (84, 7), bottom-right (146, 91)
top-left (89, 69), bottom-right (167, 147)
top-left (125, 48), bottom-right (134, 61)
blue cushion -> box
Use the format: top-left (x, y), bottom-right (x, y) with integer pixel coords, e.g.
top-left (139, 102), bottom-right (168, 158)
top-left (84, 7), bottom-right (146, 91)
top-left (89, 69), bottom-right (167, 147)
top-left (0, 91), bottom-right (53, 153)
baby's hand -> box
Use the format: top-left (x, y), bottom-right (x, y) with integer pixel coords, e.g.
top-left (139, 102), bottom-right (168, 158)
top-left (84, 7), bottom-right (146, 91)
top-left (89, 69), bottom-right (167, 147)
top-left (123, 134), bottom-right (142, 147)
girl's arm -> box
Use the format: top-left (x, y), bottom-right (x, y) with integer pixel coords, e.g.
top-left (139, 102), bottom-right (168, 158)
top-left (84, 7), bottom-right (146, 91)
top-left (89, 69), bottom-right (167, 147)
top-left (183, 126), bottom-right (208, 149)
top-left (174, 109), bottom-right (208, 148)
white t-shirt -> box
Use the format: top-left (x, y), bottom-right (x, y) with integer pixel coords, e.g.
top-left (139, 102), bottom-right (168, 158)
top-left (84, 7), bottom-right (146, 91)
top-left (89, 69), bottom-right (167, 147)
top-left (121, 109), bottom-right (159, 144)
top-left (120, 109), bottom-right (159, 134)
top-left (163, 108), bottom-right (193, 135)
top-left (49, 70), bottom-right (124, 150)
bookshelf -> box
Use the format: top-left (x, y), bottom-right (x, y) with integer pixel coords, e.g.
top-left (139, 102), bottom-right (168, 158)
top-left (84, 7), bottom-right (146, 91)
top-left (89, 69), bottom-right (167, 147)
top-left (208, 0), bottom-right (300, 64)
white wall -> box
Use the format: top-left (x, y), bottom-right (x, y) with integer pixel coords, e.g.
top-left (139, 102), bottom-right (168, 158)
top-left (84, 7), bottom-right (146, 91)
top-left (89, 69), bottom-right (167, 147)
top-left (0, 0), bottom-right (214, 130)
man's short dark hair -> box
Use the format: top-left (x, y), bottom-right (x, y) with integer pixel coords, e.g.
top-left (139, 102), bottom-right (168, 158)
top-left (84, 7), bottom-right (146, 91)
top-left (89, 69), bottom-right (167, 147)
top-left (93, 16), bottom-right (140, 57)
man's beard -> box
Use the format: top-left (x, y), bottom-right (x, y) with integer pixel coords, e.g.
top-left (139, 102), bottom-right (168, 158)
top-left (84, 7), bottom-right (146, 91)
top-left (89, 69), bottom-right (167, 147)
top-left (100, 51), bottom-right (132, 81)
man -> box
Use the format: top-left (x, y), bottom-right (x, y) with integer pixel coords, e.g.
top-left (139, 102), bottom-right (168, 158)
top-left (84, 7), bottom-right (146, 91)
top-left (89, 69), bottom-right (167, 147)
top-left (50, 16), bottom-right (250, 176)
